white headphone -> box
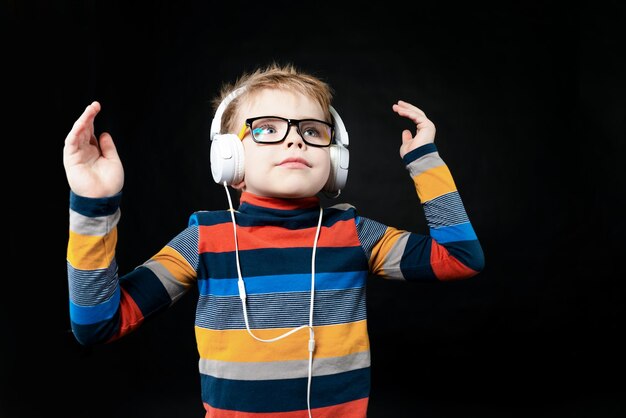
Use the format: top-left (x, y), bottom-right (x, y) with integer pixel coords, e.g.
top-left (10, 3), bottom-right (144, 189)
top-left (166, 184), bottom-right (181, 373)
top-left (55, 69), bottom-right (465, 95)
top-left (209, 87), bottom-right (350, 195)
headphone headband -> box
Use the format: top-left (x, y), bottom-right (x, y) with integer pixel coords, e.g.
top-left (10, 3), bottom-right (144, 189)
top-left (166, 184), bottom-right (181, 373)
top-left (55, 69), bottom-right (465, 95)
top-left (210, 87), bottom-right (246, 141)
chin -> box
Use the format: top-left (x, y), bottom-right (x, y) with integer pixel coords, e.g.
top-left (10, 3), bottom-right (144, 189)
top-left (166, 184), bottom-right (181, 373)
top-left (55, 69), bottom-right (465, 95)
top-left (249, 175), bottom-right (326, 199)
top-left (273, 189), bottom-right (318, 199)
top-left (267, 184), bottom-right (323, 199)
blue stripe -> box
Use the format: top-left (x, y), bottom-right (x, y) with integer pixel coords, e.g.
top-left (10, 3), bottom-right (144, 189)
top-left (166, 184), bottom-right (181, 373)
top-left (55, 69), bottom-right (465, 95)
top-left (201, 367), bottom-right (370, 412)
top-left (188, 211), bottom-right (231, 227)
top-left (430, 222), bottom-right (477, 243)
top-left (69, 191), bottom-right (122, 217)
top-left (198, 271), bottom-right (366, 296)
top-left (69, 287), bottom-right (120, 325)
top-left (198, 247), bottom-right (369, 281)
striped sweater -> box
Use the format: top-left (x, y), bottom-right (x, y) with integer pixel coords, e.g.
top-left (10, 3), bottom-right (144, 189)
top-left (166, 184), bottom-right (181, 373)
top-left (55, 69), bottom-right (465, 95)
top-left (67, 143), bottom-right (484, 417)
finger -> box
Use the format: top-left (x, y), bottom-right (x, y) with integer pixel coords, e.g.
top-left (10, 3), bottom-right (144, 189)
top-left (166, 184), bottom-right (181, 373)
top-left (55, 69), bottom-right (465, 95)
top-left (98, 132), bottom-right (120, 160)
top-left (74, 101), bottom-right (101, 129)
top-left (393, 105), bottom-right (429, 126)
top-left (396, 100), bottom-right (426, 116)
top-left (66, 101), bottom-right (101, 146)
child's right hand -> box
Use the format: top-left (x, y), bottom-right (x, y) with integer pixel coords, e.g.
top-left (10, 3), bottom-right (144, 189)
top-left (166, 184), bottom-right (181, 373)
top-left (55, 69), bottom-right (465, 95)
top-left (63, 101), bottom-right (124, 198)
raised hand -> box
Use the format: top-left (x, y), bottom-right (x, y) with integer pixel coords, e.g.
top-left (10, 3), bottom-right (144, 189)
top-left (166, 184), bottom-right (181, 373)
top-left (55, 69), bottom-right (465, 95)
top-left (63, 101), bottom-right (124, 198)
top-left (391, 100), bottom-right (436, 158)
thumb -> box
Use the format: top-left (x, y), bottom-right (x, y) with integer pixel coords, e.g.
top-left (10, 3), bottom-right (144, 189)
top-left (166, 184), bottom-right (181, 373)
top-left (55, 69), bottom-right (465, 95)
top-left (401, 129), bottom-right (413, 143)
top-left (98, 132), bottom-right (119, 160)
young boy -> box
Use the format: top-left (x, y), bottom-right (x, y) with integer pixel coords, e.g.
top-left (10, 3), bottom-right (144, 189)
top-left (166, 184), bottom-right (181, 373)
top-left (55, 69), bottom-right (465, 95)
top-left (64, 63), bottom-right (484, 417)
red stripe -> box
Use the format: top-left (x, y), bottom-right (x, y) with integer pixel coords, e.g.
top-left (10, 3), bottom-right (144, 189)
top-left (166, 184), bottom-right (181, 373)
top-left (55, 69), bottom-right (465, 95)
top-left (107, 288), bottom-right (144, 342)
top-left (199, 219), bottom-right (360, 253)
top-left (202, 397), bottom-right (368, 417)
top-left (430, 240), bottom-right (478, 281)
top-left (240, 192), bottom-right (320, 210)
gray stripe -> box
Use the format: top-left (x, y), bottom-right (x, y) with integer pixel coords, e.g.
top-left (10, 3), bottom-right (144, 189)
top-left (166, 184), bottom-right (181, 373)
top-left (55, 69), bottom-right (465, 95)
top-left (67, 260), bottom-right (118, 306)
top-left (166, 226), bottom-right (199, 271)
top-left (406, 152), bottom-right (444, 177)
top-left (196, 288), bottom-right (366, 330)
top-left (142, 259), bottom-right (190, 304)
top-left (356, 217), bottom-right (387, 259)
top-left (199, 351), bottom-right (371, 380)
top-left (69, 208), bottom-right (121, 236)
top-left (382, 232), bottom-right (410, 280)
top-left (423, 191), bottom-right (469, 228)
top-left (329, 203), bottom-right (355, 211)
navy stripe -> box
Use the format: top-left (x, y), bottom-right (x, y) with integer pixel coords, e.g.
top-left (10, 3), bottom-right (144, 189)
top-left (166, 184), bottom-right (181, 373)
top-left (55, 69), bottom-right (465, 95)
top-left (69, 191), bottom-right (122, 217)
top-left (120, 267), bottom-right (172, 317)
top-left (443, 239), bottom-right (485, 272)
top-left (201, 367), bottom-right (370, 412)
top-left (189, 207), bottom-right (355, 229)
top-left (198, 247), bottom-right (369, 280)
top-left (399, 233), bottom-right (438, 282)
top-left (195, 287), bottom-right (366, 330)
top-left (402, 143), bottom-right (438, 165)
top-left (71, 309), bottom-right (121, 345)
top-left (237, 203), bottom-right (321, 219)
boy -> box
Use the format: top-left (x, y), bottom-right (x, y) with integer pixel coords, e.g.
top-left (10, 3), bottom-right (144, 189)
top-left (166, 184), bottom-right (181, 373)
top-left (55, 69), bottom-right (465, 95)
top-left (64, 63), bottom-right (484, 417)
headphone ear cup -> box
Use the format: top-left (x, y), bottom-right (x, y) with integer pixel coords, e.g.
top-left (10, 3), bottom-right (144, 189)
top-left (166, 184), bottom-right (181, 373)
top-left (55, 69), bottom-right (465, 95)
top-left (324, 144), bottom-right (349, 194)
top-left (210, 134), bottom-right (245, 185)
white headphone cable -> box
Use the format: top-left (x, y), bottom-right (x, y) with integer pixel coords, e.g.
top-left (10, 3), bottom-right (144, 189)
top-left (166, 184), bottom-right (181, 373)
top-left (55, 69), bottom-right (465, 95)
top-left (223, 182), bottom-right (322, 417)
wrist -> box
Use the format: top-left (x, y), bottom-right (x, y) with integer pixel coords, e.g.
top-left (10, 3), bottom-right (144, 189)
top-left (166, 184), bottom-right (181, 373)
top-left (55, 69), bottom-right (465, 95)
top-left (402, 143), bottom-right (438, 165)
top-left (69, 190), bottom-right (122, 217)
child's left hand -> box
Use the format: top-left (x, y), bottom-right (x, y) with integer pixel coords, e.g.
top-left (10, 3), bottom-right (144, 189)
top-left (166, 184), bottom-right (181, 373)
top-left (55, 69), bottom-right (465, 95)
top-left (392, 100), bottom-right (436, 158)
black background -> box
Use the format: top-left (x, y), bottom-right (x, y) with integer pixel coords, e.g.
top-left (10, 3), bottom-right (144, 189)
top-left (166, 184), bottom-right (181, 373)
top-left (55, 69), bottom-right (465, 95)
top-left (3, 1), bottom-right (625, 417)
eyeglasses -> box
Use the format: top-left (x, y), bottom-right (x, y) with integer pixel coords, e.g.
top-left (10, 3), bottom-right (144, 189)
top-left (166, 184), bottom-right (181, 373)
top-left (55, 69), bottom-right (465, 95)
top-left (239, 116), bottom-right (334, 147)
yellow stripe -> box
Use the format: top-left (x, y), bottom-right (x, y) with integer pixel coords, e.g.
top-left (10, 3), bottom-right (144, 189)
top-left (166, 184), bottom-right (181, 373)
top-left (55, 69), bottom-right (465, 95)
top-left (67, 228), bottom-right (117, 270)
top-left (369, 227), bottom-right (404, 276)
top-left (196, 320), bottom-right (370, 362)
top-left (413, 164), bottom-right (457, 202)
top-left (150, 246), bottom-right (196, 286)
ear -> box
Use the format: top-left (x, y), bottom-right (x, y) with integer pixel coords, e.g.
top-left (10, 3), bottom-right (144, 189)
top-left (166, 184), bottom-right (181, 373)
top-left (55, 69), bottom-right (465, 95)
top-left (231, 180), bottom-right (246, 190)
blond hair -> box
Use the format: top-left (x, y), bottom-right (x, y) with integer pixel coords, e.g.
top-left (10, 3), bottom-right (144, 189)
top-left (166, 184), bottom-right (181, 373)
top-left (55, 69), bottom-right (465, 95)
top-left (212, 62), bottom-right (334, 134)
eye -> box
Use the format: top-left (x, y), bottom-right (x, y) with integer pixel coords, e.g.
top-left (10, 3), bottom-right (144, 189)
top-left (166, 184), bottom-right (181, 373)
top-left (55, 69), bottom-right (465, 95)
top-left (302, 127), bottom-right (321, 137)
top-left (300, 122), bottom-right (325, 138)
top-left (253, 125), bottom-right (277, 136)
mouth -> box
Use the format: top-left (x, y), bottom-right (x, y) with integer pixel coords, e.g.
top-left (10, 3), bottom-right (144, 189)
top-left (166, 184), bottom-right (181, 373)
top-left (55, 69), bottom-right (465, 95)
top-left (277, 157), bottom-right (312, 169)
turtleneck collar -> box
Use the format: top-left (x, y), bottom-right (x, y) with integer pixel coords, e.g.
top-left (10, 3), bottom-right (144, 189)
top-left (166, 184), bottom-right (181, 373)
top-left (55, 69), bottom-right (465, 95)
top-left (238, 191), bottom-right (320, 212)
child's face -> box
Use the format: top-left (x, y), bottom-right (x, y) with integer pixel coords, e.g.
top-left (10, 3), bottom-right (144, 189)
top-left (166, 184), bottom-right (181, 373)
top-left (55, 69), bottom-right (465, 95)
top-left (234, 88), bottom-right (331, 198)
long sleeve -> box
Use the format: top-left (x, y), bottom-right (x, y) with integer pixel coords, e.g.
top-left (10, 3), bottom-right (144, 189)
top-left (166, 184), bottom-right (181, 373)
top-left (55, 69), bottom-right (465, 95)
top-left (356, 143), bottom-right (484, 281)
top-left (67, 191), bottom-right (199, 345)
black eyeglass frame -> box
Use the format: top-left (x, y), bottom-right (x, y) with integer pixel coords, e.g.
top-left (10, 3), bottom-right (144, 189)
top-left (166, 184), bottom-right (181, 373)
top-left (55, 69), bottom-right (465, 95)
top-left (244, 116), bottom-right (335, 148)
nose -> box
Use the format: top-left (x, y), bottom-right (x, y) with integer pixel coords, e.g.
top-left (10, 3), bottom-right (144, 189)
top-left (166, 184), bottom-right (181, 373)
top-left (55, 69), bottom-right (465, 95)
top-left (284, 124), bottom-right (305, 149)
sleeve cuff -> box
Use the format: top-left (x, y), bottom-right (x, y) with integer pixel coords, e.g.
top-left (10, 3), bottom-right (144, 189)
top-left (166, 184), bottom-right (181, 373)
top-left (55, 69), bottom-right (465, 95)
top-left (402, 143), bottom-right (438, 165)
top-left (69, 190), bottom-right (122, 217)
